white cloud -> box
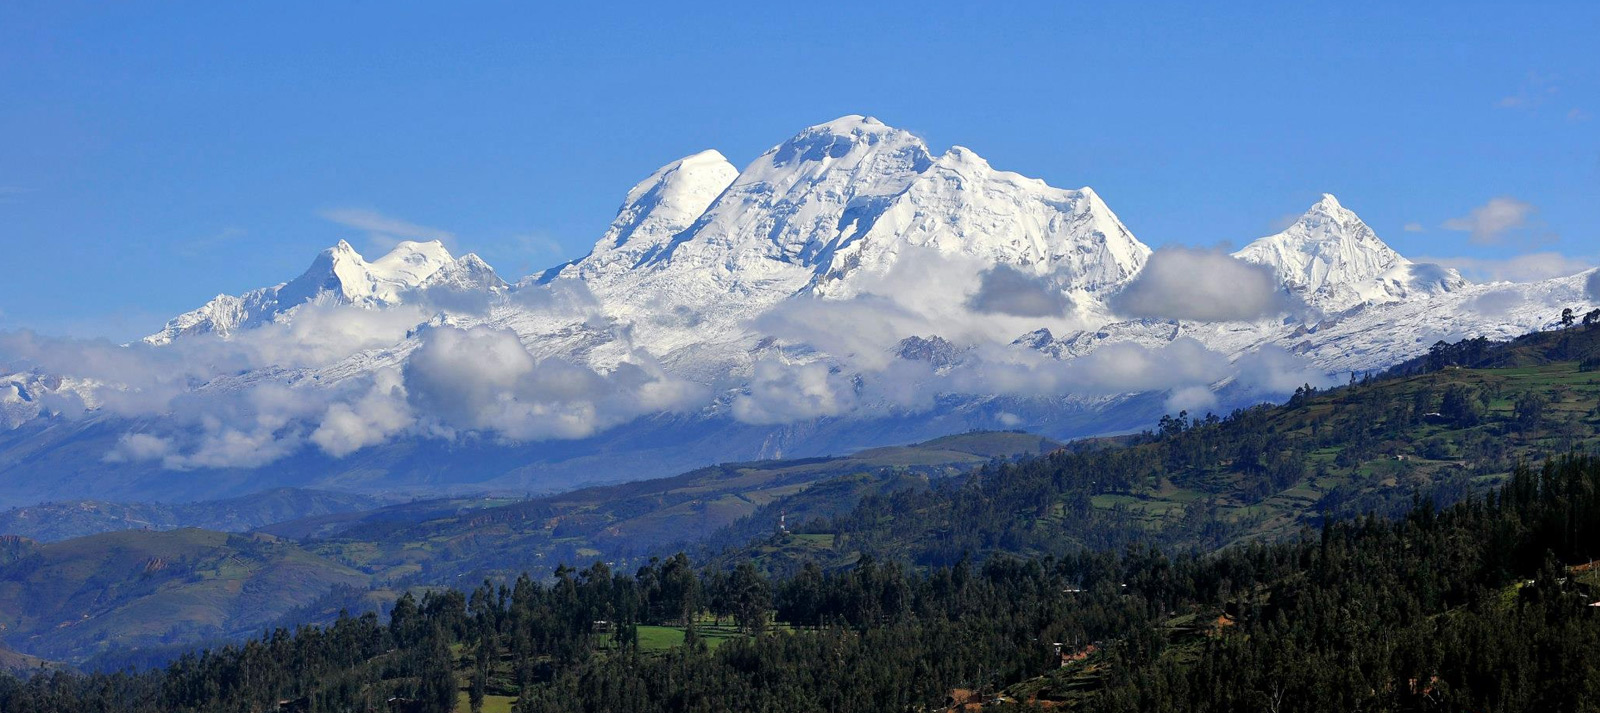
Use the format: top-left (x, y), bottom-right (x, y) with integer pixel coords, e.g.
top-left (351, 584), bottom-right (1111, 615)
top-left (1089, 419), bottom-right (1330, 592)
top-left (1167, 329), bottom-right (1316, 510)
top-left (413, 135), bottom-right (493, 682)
top-left (1269, 213), bottom-right (1301, 231)
top-left (402, 324), bottom-right (706, 441)
top-left (1403, 222), bottom-right (1425, 233)
top-left (754, 248), bottom-right (1099, 375)
top-left (1110, 247), bottom-right (1293, 322)
top-left (755, 296), bottom-right (925, 372)
top-left (726, 335), bottom-right (1301, 427)
top-left (1497, 71), bottom-right (1559, 111)
top-left (945, 338), bottom-right (1233, 399)
top-left (1416, 252), bottom-right (1594, 283)
top-left (1165, 386), bottom-right (1218, 414)
top-left (1232, 345), bottom-right (1338, 396)
top-left (1465, 289), bottom-right (1527, 317)
top-left (103, 433), bottom-right (173, 463)
top-left (310, 368), bottom-right (414, 457)
top-left (965, 265), bottom-right (1073, 317)
top-left (1441, 197), bottom-right (1539, 245)
top-left (732, 360), bottom-right (856, 425)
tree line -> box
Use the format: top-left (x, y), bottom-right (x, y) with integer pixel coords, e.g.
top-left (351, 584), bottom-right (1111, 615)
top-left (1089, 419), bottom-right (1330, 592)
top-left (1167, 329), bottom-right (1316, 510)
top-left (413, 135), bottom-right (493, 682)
top-left (5, 455), bottom-right (1600, 711)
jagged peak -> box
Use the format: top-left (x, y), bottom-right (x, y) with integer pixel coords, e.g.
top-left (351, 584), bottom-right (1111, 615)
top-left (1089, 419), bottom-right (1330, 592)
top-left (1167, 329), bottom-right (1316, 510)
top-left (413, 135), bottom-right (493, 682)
top-left (1234, 194), bottom-right (1419, 312)
top-left (1252, 194), bottom-right (1398, 255)
top-left (423, 252), bottom-right (507, 292)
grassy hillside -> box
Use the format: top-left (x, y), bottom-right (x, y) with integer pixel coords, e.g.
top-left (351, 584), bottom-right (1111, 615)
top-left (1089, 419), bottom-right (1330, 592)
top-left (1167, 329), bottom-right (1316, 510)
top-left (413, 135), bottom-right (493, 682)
top-left (0, 431), bottom-right (1056, 665)
top-left (291, 430), bottom-right (1060, 584)
top-left (0, 644), bottom-right (53, 677)
top-left (0, 529), bottom-right (367, 662)
top-left (0, 488), bottom-right (393, 542)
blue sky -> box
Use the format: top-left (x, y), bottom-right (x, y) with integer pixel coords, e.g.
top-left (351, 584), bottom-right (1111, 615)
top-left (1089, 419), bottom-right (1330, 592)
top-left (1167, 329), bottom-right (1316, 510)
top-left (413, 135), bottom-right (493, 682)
top-left (1, 1), bottom-right (1596, 340)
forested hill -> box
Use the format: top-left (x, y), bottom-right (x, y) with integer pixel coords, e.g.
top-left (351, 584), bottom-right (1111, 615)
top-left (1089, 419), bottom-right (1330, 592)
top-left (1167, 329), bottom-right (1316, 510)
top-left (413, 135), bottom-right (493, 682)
top-left (705, 322), bottom-right (1600, 574)
top-left (7, 458), bottom-right (1600, 711)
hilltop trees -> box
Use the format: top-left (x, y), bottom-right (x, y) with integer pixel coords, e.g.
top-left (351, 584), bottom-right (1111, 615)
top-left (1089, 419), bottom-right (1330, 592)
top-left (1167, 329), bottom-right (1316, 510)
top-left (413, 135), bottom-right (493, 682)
top-left (10, 457), bottom-right (1600, 712)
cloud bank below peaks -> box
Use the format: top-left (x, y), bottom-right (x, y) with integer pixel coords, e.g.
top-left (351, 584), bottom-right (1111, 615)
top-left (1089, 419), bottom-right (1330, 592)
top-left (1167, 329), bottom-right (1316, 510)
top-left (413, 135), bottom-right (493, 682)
top-left (4, 298), bottom-right (704, 470)
top-left (403, 324), bottom-right (705, 442)
top-left (728, 246), bottom-right (1333, 427)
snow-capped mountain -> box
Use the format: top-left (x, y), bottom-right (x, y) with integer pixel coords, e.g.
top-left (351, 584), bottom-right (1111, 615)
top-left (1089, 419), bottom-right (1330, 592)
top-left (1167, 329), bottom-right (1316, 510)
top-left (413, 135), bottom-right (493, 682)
top-left (1, 115), bottom-right (1593, 505)
top-left (145, 239), bottom-right (468, 345)
top-left (1234, 193), bottom-right (1466, 314)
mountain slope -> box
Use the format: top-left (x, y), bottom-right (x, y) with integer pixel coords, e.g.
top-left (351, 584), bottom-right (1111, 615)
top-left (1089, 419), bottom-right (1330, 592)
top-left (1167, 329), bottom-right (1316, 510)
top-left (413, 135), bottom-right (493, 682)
top-left (12, 334), bottom-right (1600, 713)
top-left (143, 239), bottom-right (469, 345)
top-left (0, 432), bottom-right (1060, 664)
top-left (0, 488), bottom-right (392, 542)
top-left (718, 323), bottom-right (1600, 573)
top-left (1, 116), bottom-right (1594, 507)
top-left (0, 529), bottom-right (366, 662)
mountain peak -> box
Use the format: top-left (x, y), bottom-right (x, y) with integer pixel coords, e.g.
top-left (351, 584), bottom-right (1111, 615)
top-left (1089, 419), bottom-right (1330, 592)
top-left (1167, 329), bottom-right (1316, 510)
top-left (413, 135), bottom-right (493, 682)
top-left (1234, 195), bottom-right (1419, 312)
top-left (146, 238), bottom-right (465, 345)
top-left (422, 252), bottom-right (507, 293)
top-left (369, 240), bottom-right (455, 283)
top-left (806, 114), bottom-right (887, 135)
top-left (767, 115), bottom-right (927, 173)
top-left (540, 149), bottom-right (739, 285)
top-left (807, 142), bottom-right (1149, 299)
top-left (642, 115), bottom-right (933, 274)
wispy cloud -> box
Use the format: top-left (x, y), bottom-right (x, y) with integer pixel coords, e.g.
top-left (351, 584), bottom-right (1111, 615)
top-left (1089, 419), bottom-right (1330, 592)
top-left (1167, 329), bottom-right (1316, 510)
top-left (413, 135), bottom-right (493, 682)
top-left (1415, 252), bottom-right (1594, 283)
top-left (319, 208), bottom-right (457, 252)
top-left (1403, 222), bottom-right (1425, 233)
top-left (511, 232), bottom-right (564, 255)
top-left (1441, 196), bottom-right (1543, 245)
top-left (176, 227), bottom-right (247, 257)
top-left (1569, 108), bottom-right (1592, 123)
top-left (1497, 71), bottom-right (1559, 110)
top-left (1269, 213), bottom-right (1301, 232)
